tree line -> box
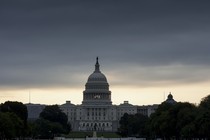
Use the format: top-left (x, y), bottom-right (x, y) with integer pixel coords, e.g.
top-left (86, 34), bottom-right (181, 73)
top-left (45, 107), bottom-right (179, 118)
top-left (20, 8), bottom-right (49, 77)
top-left (0, 102), bottom-right (70, 139)
top-left (0, 101), bottom-right (27, 139)
top-left (118, 94), bottom-right (210, 139)
top-left (29, 105), bottom-right (71, 139)
top-left (1, 94), bottom-right (210, 139)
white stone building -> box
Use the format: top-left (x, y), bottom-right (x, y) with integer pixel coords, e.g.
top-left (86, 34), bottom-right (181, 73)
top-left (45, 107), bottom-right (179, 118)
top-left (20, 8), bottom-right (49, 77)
top-left (26, 58), bottom-right (178, 131)
top-left (60, 58), bottom-right (137, 132)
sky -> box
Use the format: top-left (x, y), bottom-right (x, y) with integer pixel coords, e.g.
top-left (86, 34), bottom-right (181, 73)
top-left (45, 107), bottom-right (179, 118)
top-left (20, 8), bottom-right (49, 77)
top-left (1, 0), bottom-right (210, 106)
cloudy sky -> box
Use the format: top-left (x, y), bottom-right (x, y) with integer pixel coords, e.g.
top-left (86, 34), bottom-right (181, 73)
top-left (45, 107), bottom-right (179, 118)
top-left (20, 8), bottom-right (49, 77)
top-left (1, 0), bottom-right (210, 105)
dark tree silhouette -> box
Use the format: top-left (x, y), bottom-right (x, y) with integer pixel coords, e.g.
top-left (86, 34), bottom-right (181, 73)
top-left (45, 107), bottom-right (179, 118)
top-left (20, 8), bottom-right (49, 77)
top-left (39, 105), bottom-right (71, 134)
top-left (0, 101), bottom-right (28, 124)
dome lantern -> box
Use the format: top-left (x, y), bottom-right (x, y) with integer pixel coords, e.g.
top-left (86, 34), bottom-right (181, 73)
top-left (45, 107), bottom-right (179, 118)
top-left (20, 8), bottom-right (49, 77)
top-left (94, 57), bottom-right (100, 73)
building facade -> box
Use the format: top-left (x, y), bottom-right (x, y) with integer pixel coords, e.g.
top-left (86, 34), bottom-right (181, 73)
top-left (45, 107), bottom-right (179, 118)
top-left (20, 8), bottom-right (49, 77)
top-left (60, 58), bottom-right (137, 132)
top-left (26, 58), bottom-right (161, 131)
top-left (26, 103), bottom-right (45, 120)
top-left (25, 58), bottom-right (179, 132)
top-left (137, 104), bottom-right (158, 117)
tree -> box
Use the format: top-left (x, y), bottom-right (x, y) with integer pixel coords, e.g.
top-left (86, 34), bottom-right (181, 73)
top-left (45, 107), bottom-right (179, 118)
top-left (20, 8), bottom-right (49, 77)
top-left (0, 101), bottom-right (28, 139)
top-left (149, 102), bottom-right (174, 139)
top-left (0, 112), bottom-right (15, 139)
top-left (30, 118), bottom-right (65, 139)
top-left (118, 113), bottom-right (149, 137)
top-left (7, 112), bottom-right (25, 137)
top-left (132, 113), bottom-right (149, 137)
top-left (195, 110), bottom-right (210, 139)
top-left (199, 94), bottom-right (210, 109)
top-left (0, 112), bottom-right (24, 139)
top-left (176, 103), bottom-right (197, 138)
top-left (195, 94), bottom-right (210, 139)
top-left (39, 105), bottom-right (71, 134)
top-left (149, 102), bottom-right (197, 139)
top-left (40, 105), bottom-right (67, 126)
top-left (119, 113), bottom-right (130, 137)
top-left (0, 101), bottom-right (28, 125)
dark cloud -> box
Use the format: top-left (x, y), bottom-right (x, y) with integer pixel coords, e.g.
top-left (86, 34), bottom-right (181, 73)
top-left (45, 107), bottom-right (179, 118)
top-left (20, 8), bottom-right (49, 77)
top-left (0, 0), bottom-right (210, 89)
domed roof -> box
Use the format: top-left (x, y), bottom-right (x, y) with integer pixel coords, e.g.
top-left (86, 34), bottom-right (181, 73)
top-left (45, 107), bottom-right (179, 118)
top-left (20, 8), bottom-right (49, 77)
top-left (88, 73), bottom-right (107, 82)
top-left (87, 57), bottom-right (107, 82)
top-left (165, 92), bottom-right (177, 104)
top-left (83, 57), bottom-right (112, 105)
top-left (168, 93), bottom-right (173, 99)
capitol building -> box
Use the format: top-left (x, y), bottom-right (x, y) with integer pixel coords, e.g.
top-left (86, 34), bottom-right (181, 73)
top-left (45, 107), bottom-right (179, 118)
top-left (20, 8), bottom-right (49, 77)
top-left (60, 58), bottom-right (158, 132)
top-left (26, 58), bottom-right (177, 132)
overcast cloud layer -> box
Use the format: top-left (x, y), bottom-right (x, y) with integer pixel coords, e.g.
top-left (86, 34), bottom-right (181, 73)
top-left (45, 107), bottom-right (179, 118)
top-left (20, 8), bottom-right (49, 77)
top-left (0, 0), bottom-right (210, 89)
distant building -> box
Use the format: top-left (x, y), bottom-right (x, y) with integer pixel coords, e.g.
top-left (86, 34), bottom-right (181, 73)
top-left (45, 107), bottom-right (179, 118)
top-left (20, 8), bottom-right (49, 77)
top-left (25, 103), bottom-right (45, 120)
top-left (165, 93), bottom-right (177, 104)
top-left (137, 104), bottom-right (159, 117)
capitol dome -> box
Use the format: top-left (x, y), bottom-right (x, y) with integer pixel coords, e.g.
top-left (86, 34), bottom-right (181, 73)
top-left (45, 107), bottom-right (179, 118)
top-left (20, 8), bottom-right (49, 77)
top-left (87, 58), bottom-right (107, 82)
top-left (88, 73), bottom-right (107, 82)
top-left (82, 57), bottom-right (112, 105)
